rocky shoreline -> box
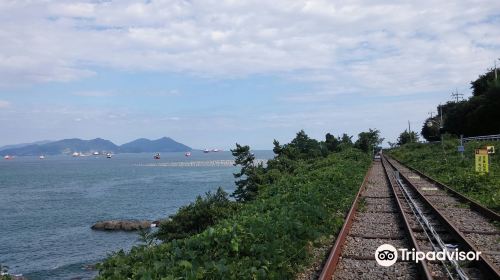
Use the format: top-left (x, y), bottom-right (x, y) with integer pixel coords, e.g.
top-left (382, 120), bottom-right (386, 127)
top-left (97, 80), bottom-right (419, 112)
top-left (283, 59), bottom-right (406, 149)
top-left (91, 220), bottom-right (159, 231)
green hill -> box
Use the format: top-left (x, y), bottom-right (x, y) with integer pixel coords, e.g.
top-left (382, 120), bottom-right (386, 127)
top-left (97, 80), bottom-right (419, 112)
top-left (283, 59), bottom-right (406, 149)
top-left (119, 137), bottom-right (191, 153)
top-left (0, 138), bottom-right (118, 156)
top-left (0, 137), bottom-right (191, 156)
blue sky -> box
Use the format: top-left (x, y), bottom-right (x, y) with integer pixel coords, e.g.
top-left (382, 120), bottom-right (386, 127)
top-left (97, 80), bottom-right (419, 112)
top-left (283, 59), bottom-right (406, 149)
top-left (1, 1), bottom-right (499, 149)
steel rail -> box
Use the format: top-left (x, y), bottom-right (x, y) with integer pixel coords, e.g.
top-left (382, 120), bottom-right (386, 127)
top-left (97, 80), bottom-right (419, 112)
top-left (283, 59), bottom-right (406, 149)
top-left (317, 162), bottom-right (373, 280)
top-left (392, 169), bottom-right (467, 279)
top-left (380, 157), bottom-right (433, 280)
top-left (387, 155), bottom-right (500, 221)
top-left (319, 159), bottom-right (432, 280)
top-left (384, 156), bottom-right (500, 278)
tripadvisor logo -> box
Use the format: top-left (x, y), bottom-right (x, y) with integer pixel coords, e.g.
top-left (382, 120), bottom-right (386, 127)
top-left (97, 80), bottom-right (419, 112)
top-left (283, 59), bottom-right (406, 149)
top-left (375, 244), bottom-right (482, 267)
top-left (375, 244), bottom-right (398, 267)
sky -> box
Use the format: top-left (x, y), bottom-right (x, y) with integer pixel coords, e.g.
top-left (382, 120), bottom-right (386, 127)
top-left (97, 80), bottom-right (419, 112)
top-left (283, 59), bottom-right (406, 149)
top-left (0, 1), bottom-right (499, 149)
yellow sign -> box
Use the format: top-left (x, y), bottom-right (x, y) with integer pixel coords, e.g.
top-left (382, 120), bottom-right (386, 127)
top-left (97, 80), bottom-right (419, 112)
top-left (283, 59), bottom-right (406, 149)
top-left (475, 149), bottom-right (489, 174)
top-left (487, 146), bottom-right (495, 154)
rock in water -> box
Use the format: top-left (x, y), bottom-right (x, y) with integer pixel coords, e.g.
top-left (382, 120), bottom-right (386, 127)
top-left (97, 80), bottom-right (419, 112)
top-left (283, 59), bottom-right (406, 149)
top-left (91, 220), bottom-right (152, 231)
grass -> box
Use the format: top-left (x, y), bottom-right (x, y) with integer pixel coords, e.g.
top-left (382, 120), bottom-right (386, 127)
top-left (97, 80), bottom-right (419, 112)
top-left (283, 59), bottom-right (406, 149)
top-left (358, 197), bottom-right (367, 212)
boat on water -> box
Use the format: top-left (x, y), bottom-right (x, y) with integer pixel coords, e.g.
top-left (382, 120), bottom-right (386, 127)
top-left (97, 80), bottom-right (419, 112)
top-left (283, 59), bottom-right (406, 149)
top-left (203, 149), bottom-right (210, 153)
top-left (39, 155), bottom-right (45, 159)
top-left (154, 153), bottom-right (161, 159)
top-left (4, 155), bottom-right (12, 160)
top-left (93, 152), bottom-right (100, 156)
top-left (212, 148), bottom-right (219, 152)
top-left (106, 153), bottom-right (112, 158)
top-left (185, 152), bottom-right (191, 157)
top-left (72, 152), bottom-right (80, 157)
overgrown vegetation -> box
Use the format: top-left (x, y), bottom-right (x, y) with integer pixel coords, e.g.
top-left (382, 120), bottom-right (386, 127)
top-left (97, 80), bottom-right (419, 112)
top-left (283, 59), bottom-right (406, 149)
top-left (155, 188), bottom-right (240, 242)
top-left (97, 130), bottom-right (375, 279)
top-left (388, 139), bottom-right (500, 212)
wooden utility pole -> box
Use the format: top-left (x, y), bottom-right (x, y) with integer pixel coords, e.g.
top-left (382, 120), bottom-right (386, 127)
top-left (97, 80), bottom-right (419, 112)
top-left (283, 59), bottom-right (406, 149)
top-left (408, 120), bottom-right (412, 143)
top-left (495, 59), bottom-right (498, 81)
top-left (439, 104), bottom-right (443, 128)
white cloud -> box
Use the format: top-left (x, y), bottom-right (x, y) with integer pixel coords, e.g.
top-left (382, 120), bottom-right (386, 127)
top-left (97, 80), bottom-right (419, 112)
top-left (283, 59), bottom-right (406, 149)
top-left (73, 90), bottom-right (114, 97)
top-left (0, 0), bottom-right (498, 95)
top-left (48, 2), bottom-right (96, 18)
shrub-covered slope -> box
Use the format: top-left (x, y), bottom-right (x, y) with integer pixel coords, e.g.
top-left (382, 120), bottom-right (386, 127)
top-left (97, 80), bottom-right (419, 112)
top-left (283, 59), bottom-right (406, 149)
top-left (97, 149), bottom-right (370, 279)
top-left (388, 139), bottom-right (500, 212)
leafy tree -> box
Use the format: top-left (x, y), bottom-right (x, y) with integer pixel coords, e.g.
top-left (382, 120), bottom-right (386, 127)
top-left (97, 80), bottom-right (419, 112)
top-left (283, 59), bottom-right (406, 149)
top-left (421, 117), bottom-right (441, 141)
top-left (471, 66), bottom-right (500, 96)
top-left (272, 130), bottom-right (323, 160)
top-left (440, 85), bottom-right (500, 137)
top-left (397, 130), bottom-right (419, 145)
top-left (387, 141), bottom-right (397, 148)
top-left (272, 139), bottom-right (282, 156)
top-left (337, 133), bottom-right (354, 150)
top-left (138, 229), bottom-right (156, 247)
top-left (425, 66), bottom-right (500, 138)
top-left (354, 129), bottom-right (384, 153)
top-left (340, 133), bottom-right (353, 146)
top-left (289, 130), bottom-right (322, 157)
top-left (231, 143), bottom-right (262, 202)
top-left (266, 130), bottom-right (329, 174)
top-left (325, 133), bottom-right (340, 152)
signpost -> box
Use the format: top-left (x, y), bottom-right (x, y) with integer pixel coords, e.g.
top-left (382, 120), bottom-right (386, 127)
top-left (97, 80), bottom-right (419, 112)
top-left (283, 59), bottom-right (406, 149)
top-left (459, 135), bottom-right (464, 158)
top-left (487, 146), bottom-right (495, 155)
top-left (475, 148), bottom-right (489, 174)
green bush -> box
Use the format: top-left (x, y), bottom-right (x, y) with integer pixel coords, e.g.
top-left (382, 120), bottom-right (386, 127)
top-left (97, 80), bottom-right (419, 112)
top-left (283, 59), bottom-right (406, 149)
top-left (155, 188), bottom-right (240, 242)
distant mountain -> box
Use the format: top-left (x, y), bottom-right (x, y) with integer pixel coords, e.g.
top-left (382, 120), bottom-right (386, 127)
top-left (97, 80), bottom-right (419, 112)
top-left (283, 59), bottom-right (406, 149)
top-left (119, 137), bottom-right (191, 153)
top-left (0, 140), bottom-right (53, 151)
top-left (1, 137), bottom-right (191, 156)
top-left (1, 138), bottom-right (118, 156)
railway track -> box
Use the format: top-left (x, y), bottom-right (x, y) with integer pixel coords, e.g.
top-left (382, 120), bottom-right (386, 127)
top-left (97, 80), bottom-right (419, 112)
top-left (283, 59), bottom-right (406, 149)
top-left (319, 159), bottom-right (423, 279)
top-left (319, 155), bottom-right (500, 280)
top-left (385, 156), bottom-right (500, 275)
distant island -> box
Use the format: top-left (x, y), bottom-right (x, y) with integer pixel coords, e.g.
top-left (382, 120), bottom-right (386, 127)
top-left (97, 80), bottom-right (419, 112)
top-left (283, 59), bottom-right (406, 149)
top-left (0, 137), bottom-right (192, 156)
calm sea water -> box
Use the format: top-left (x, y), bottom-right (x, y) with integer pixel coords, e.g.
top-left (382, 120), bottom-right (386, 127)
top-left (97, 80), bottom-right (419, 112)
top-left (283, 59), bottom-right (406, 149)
top-left (0, 151), bottom-right (273, 279)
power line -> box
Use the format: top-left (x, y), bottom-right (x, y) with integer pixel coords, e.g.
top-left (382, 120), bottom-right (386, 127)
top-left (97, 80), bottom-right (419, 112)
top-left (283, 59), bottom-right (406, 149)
top-left (451, 88), bottom-right (463, 103)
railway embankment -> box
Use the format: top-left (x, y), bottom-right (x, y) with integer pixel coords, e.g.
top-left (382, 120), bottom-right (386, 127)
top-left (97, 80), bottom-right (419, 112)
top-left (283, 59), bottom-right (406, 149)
top-left (388, 139), bottom-right (500, 213)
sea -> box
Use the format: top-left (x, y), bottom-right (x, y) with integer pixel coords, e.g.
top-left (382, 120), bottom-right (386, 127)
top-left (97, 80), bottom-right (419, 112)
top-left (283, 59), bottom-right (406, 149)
top-left (0, 150), bottom-right (273, 279)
